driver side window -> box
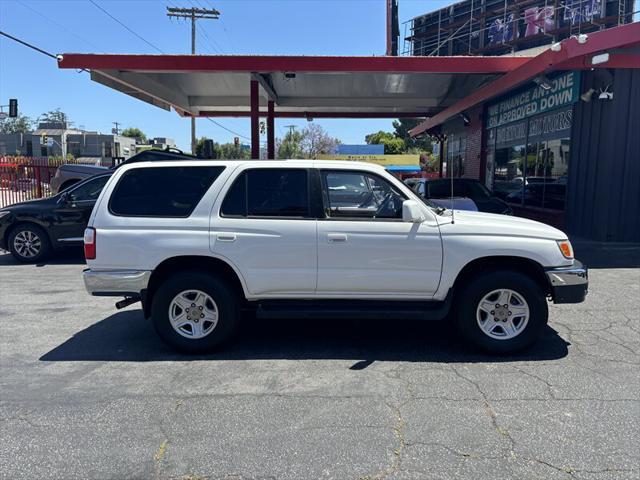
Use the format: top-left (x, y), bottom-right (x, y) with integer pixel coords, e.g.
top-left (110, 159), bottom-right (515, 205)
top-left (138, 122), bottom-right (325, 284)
top-left (67, 175), bottom-right (110, 202)
top-left (322, 170), bottom-right (405, 219)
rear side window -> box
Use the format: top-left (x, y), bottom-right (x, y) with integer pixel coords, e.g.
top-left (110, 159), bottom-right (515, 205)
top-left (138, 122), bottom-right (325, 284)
top-left (109, 166), bottom-right (224, 217)
top-left (221, 168), bottom-right (309, 218)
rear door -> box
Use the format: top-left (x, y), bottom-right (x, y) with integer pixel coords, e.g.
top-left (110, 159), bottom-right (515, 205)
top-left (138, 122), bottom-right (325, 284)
top-left (211, 167), bottom-right (318, 297)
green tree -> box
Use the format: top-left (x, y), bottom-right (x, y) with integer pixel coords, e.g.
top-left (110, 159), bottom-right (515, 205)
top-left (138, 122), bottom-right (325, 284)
top-left (0, 114), bottom-right (33, 134)
top-left (39, 108), bottom-right (70, 125)
top-left (364, 130), bottom-right (404, 154)
top-left (364, 130), bottom-right (395, 145)
top-left (121, 127), bottom-right (147, 143)
top-left (392, 118), bottom-right (433, 154)
top-left (195, 137), bottom-right (251, 159)
top-left (277, 129), bottom-right (305, 159)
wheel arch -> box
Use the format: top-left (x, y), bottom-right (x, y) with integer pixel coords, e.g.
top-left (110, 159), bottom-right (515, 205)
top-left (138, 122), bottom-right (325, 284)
top-left (143, 255), bottom-right (248, 318)
top-left (452, 256), bottom-right (551, 298)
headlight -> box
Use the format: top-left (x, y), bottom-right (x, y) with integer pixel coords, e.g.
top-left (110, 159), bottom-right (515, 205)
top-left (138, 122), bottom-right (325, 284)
top-left (557, 240), bottom-right (573, 259)
top-left (0, 211), bottom-right (10, 220)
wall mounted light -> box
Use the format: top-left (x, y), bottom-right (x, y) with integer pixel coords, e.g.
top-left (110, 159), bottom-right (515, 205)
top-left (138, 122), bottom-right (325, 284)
top-left (591, 52), bottom-right (610, 65)
top-left (459, 112), bottom-right (471, 126)
top-left (580, 88), bottom-right (595, 102)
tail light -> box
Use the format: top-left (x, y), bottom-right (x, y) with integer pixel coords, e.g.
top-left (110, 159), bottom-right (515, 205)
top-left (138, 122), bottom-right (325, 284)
top-left (84, 227), bottom-right (96, 260)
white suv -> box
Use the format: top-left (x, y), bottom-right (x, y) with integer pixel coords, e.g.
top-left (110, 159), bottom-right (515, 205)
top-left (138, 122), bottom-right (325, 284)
top-left (83, 160), bottom-right (587, 354)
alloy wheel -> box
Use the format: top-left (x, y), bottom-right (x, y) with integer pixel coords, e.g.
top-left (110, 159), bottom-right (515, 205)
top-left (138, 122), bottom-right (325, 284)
top-left (13, 230), bottom-right (42, 259)
top-left (476, 288), bottom-right (530, 340)
top-left (168, 289), bottom-right (219, 339)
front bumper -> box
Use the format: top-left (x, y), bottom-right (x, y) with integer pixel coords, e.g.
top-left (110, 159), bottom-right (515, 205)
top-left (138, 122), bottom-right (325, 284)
top-left (83, 268), bottom-right (151, 296)
top-left (545, 260), bottom-right (588, 304)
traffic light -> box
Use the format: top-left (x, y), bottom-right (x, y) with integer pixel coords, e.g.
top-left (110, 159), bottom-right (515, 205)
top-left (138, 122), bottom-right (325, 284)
top-left (234, 137), bottom-right (239, 147)
top-left (9, 99), bottom-right (17, 118)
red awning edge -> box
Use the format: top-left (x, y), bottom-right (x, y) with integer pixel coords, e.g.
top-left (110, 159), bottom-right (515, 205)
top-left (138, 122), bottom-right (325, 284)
top-left (409, 22), bottom-right (640, 137)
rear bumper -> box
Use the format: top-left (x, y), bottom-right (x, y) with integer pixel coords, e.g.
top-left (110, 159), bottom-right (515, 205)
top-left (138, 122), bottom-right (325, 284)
top-left (83, 268), bottom-right (151, 296)
top-left (545, 260), bottom-right (588, 304)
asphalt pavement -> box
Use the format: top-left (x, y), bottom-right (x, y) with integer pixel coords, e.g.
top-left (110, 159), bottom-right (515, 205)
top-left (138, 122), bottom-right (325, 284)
top-left (0, 246), bottom-right (638, 480)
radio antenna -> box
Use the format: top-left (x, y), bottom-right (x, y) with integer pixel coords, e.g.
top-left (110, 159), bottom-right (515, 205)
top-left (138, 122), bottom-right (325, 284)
top-left (450, 152), bottom-right (455, 224)
top-left (449, 161), bottom-right (456, 224)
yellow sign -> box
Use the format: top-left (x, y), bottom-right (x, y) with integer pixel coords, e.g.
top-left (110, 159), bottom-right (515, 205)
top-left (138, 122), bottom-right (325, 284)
top-left (316, 154), bottom-right (420, 166)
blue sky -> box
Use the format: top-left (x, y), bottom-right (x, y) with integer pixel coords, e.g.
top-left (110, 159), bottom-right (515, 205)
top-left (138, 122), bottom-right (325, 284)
top-left (0, 0), bottom-right (450, 151)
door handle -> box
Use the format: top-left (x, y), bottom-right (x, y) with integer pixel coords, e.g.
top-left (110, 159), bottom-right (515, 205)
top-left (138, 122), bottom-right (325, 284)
top-left (327, 233), bottom-right (348, 243)
top-left (216, 233), bottom-right (236, 242)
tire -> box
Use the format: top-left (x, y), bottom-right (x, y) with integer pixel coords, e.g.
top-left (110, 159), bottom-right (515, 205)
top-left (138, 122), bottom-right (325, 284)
top-left (151, 271), bottom-right (239, 353)
top-left (8, 224), bottom-right (52, 263)
top-left (454, 270), bottom-right (548, 354)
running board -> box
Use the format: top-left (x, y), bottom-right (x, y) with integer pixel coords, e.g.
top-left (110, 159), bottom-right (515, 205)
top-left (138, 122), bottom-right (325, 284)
top-left (254, 293), bottom-right (452, 321)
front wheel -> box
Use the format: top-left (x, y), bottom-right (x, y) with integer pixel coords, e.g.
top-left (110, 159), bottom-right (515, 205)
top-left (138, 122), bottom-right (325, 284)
top-left (151, 271), bottom-right (239, 353)
top-left (455, 270), bottom-right (548, 354)
top-left (8, 224), bottom-right (51, 263)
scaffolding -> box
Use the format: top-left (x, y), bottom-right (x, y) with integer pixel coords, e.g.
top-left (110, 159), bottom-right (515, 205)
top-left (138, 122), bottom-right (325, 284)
top-left (402, 0), bottom-right (637, 56)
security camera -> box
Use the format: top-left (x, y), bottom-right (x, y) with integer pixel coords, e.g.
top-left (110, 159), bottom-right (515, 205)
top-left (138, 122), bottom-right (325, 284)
top-left (284, 72), bottom-right (296, 79)
top-left (598, 86), bottom-right (613, 101)
top-left (577, 34), bottom-right (588, 44)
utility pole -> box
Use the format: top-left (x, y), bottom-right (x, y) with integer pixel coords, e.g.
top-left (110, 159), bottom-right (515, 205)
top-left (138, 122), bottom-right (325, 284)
top-left (112, 121), bottom-right (121, 135)
top-left (166, 6), bottom-right (220, 154)
top-left (284, 125), bottom-right (296, 136)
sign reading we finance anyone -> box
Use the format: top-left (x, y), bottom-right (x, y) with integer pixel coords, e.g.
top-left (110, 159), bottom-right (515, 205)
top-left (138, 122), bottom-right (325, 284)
top-left (486, 71), bottom-right (580, 129)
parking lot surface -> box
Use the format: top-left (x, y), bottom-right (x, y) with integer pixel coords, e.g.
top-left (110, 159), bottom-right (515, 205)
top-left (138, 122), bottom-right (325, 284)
top-left (1, 246), bottom-right (639, 480)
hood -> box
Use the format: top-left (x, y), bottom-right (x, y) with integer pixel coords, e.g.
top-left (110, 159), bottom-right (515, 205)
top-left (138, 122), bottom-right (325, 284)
top-left (437, 209), bottom-right (567, 241)
top-left (1, 195), bottom-right (59, 211)
top-left (59, 163), bottom-right (109, 174)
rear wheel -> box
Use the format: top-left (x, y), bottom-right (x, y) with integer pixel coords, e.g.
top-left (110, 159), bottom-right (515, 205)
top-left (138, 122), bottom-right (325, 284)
top-left (151, 271), bottom-right (239, 353)
top-left (8, 224), bottom-right (51, 263)
top-left (455, 270), bottom-right (548, 354)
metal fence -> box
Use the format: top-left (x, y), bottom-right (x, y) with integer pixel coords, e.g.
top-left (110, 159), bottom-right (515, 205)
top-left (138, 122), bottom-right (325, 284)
top-left (0, 157), bottom-right (62, 208)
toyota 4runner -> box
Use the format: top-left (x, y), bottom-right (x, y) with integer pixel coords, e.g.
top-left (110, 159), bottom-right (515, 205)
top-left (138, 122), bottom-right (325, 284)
top-left (82, 160), bottom-right (588, 354)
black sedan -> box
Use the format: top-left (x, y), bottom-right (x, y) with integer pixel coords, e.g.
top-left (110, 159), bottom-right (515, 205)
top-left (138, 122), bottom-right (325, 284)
top-left (407, 178), bottom-right (513, 215)
top-left (0, 173), bottom-right (112, 262)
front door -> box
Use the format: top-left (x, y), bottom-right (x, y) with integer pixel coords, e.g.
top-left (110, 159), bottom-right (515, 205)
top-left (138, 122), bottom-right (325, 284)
top-left (211, 167), bottom-right (317, 297)
top-left (316, 170), bottom-right (442, 298)
top-left (52, 174), bottom-right (110, 244)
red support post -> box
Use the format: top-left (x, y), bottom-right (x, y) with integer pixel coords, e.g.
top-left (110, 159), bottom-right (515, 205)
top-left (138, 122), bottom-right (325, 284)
top-left (267, 100), bottom-right (275, 160)
top-left (250, 80), bottom-right (260, 159)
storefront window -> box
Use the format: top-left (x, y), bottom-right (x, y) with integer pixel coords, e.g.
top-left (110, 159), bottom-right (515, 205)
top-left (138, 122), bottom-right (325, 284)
top-left (521, 138), bottom-right (570, 210)
top-left (492, 120), bottom-right (527, 202)
top-left (489, 107), bottom-right (572, 212)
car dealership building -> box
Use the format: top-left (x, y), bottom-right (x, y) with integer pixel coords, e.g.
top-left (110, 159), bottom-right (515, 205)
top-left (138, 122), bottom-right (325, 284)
top-left (405, 0), bottom-right (639, 242)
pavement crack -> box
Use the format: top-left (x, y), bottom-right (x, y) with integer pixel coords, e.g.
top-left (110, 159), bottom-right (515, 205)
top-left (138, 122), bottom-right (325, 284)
top-left (450, 366), bottom-right (516, 451)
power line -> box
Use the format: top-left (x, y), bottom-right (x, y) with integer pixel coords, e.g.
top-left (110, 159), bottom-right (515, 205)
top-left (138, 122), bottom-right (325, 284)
top-left (206, 118), bottom-right (250, 142)
top-left (16, 0), bottom-right (105, 52)
top-left (88, 0), bottom-right (164, 54)
top-left (197, 23), bottom-right (221, 53)
top-left (0, 30), bottom-right (57, 59)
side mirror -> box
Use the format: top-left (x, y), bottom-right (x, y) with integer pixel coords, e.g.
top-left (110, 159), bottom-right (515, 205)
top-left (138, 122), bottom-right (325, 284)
top-left (402, 200), bottom-right (425, 223)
